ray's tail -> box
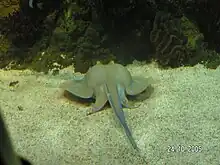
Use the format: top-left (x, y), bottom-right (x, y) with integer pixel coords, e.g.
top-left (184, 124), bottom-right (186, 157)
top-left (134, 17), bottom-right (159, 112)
top-left (104, 84), bottom-right (139, 150)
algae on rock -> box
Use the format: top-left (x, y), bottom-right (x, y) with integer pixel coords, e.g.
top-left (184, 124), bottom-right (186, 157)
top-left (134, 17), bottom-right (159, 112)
top-left (73, 25), bottom-right (115, 73)
top-left (180, 16), bottom-right (205, 51)
top-left (150, 11), bottom-right (190, 67)
top-left (149, 11), bottom-right (214, 68)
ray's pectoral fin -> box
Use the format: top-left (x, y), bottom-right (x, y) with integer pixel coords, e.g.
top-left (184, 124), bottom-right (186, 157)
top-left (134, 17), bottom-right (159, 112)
top-left (60, 77), bottom-right (93, 98)
top-left (87, 85), bottom-right (108, 115)
top-left (126, 76), bottom-right (153, 95)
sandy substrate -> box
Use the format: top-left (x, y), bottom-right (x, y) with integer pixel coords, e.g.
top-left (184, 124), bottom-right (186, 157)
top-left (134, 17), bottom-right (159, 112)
top-left (0, 61), bottom-right (220, 165)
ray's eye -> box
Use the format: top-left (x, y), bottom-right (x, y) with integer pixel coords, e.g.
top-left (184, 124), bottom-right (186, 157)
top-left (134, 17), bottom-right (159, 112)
top-left (73, 72), bottom-right (84, 81)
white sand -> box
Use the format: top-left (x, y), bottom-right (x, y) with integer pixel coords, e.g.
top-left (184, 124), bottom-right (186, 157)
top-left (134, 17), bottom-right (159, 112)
top-left (0, 62), bottom-right (219, 165)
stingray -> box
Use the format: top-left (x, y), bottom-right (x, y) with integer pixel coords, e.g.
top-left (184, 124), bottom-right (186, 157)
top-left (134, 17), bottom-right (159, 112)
top-left (60, 62), bottom-right (152, 150)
